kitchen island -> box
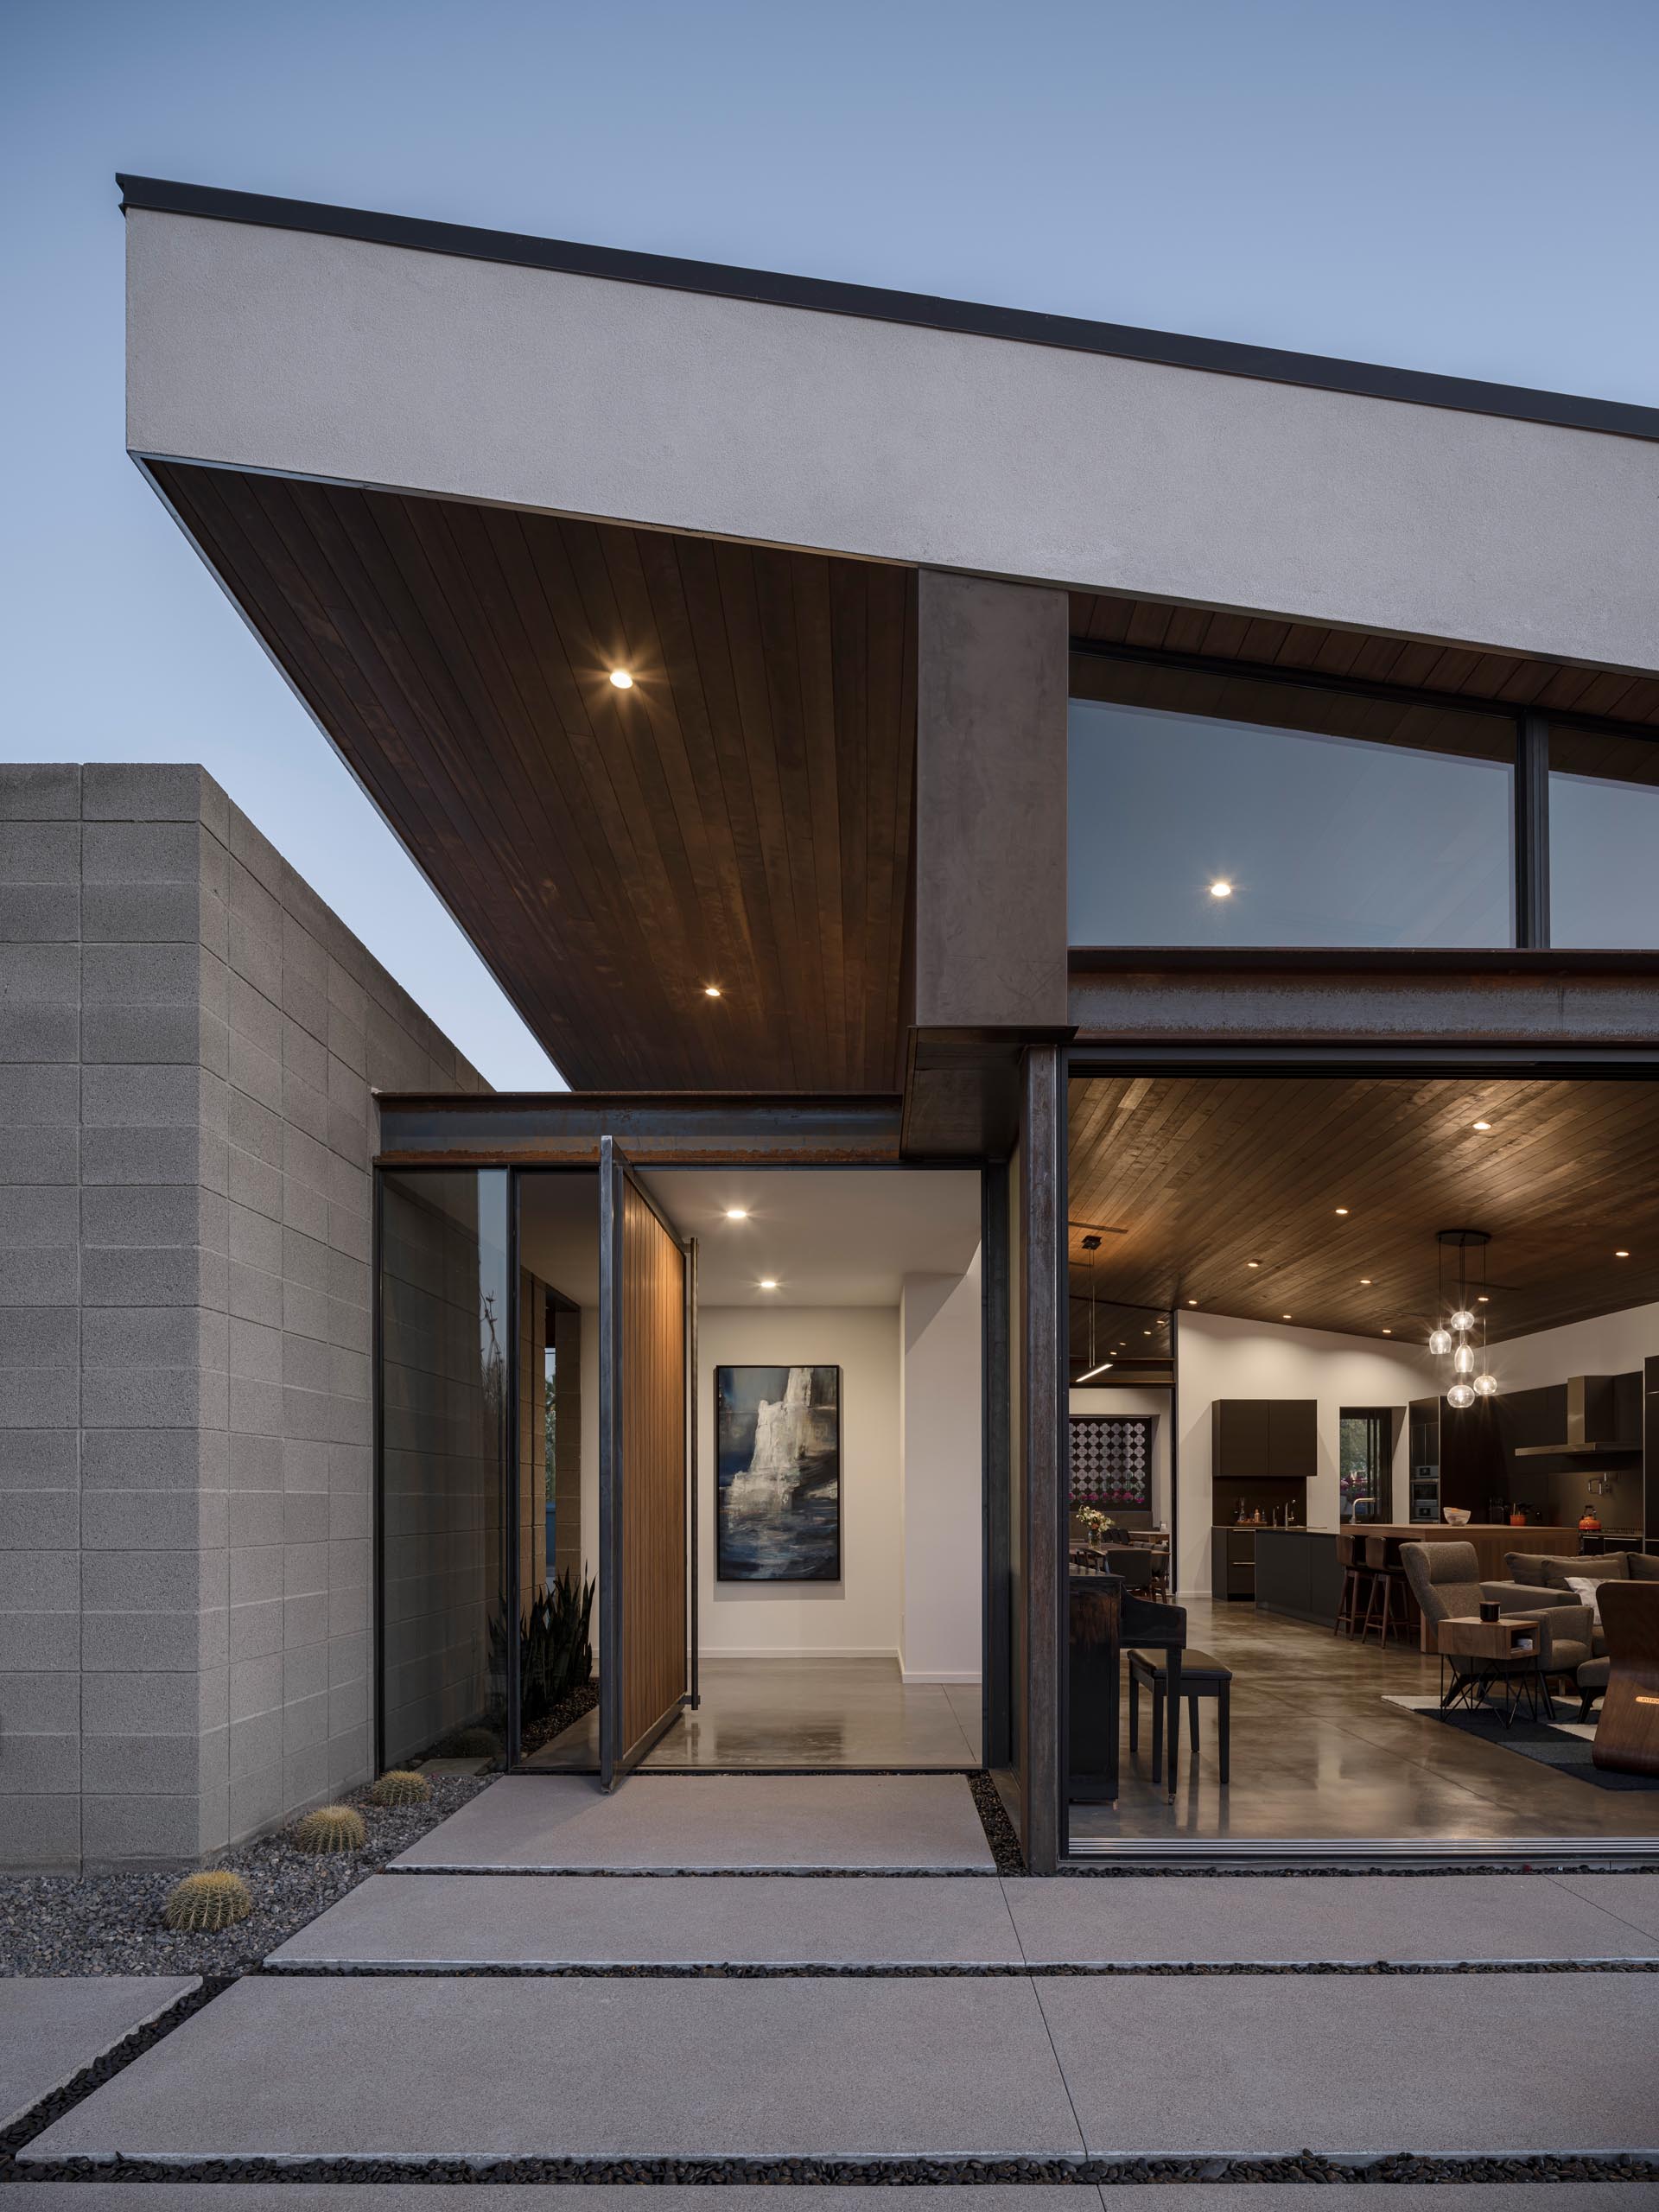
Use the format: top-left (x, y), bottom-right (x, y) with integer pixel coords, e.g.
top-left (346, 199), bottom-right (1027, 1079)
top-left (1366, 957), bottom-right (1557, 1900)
top-left (1249, 1522), bottom-right (1605, 1630)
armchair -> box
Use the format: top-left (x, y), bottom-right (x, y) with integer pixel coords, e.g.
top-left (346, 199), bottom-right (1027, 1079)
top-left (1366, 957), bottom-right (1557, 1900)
top-left (1400, 1541), bottom-right (1592, 1694)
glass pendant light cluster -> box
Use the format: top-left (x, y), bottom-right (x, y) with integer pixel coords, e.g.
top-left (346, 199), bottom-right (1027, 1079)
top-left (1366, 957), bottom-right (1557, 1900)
top-left (1431, 1230), bottom-right (1496, 1409)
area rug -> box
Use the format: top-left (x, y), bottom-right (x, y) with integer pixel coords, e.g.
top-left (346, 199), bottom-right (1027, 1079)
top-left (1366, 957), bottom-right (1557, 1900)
top-left (1383, 1694), bottom-right (1659, 1792)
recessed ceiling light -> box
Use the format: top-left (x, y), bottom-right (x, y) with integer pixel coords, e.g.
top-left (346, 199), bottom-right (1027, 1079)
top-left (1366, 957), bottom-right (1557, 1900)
top-left (1335, 1207), bottom-right (1350, 1217)
top-left (724, 1207), bottom-right (749, 1220)
top-left (1360, 1277), bottom-right (1372, 1286)
top-left (1208, 879), bottom-right (1234, 899)
top-left (759, 1278), bottom-right (779, 1291)
top-left (608, 668), bottom-right (634, 690)
top-left (1616, 1249), bottom-right (1630, 1258)
top-left (1187, 1299), bottom-right (1198, 1306)
top-left (1472, 1120), bottom-right (1491, 1131)
top-left (702, 984), bottom-right (722, 998)
top-left (1282, 1313), bottom-right (1293, 1321)
top-left (1143, 1330), bottom-right (1153, 1337)
top-left (1247, 1260), bottom-right (1261, 1269)
top-left (1477, 1294), bottom-right (1490, 1304)
top-left (1382, 1327), bottom-right (1392, 1335)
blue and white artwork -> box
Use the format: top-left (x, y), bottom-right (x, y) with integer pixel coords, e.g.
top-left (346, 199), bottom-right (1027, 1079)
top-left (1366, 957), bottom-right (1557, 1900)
top-left (715, 1364), bottom-right (842, 1582)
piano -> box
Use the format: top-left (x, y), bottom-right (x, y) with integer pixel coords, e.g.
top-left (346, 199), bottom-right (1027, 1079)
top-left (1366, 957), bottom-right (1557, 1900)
top-left (1069, 1568), bottom-right (1187, 1802)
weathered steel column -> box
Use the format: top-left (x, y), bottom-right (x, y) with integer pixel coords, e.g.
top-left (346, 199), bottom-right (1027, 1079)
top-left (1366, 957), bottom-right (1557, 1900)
top-left (1018, 1041), bottom-right (1067, 1872)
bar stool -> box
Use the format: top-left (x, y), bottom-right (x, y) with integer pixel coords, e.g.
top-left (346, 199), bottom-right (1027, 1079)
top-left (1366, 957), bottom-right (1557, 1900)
top-left (1362, 1534), bottom-right (1411, 1647)
top-left (1333, 1529), bottom-right (1373, 1637)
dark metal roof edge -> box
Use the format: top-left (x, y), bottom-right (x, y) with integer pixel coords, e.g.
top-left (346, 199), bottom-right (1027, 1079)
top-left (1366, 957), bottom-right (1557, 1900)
top-left (116, 174), bottom-right (1659, 445)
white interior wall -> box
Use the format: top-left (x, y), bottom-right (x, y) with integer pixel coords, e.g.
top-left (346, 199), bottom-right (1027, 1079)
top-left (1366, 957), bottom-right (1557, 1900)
top-left (1069, 1385), bottom-right (1173, 1525)
top-left (899, 1256), bottom-right (983, 1684)
top-left (1489, 1298), bottom-right (1659, 1393)
top-left (1177, 1313), bottom-right (1434, 1592)
top-left (697, 1306), bottom-right (901, 1659)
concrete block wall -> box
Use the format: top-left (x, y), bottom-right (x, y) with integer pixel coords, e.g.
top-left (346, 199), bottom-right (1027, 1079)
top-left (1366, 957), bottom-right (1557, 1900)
top-left (0, 764), bottom-right (485, 1869)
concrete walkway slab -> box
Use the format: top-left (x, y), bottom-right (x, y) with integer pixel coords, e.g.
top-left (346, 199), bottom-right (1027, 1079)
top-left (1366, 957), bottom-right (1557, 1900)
top-left (23, 1974), bottom-right (1082, 2163)
top-left (391, 1773), bottom-right (995, 1872)
top-left (1554, 1873), bottom-right (1659, 1942)
top-left (0, 1975), bottom-right (197, 2130)
top-left (270, 1872), bottom-right (1020, 1967)
top-left (1039, 1970), bottom-right (1659, 2156)
top-left (1007, 1872), bottom-right (1658, 1964)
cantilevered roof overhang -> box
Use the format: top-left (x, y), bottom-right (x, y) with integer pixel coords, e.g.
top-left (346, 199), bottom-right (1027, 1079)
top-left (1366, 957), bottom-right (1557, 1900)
top-left (120, 177), bottom-right (1659, 1094)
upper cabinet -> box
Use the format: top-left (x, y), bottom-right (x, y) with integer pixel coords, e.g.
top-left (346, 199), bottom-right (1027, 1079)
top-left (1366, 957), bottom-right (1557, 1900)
top-left (1212, 1398), bottom-right (1318, 1481)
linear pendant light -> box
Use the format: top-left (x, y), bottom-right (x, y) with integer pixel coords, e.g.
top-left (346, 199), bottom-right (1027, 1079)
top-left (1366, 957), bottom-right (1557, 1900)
top-left (1076, 1234), bottom-right (1114, 1382)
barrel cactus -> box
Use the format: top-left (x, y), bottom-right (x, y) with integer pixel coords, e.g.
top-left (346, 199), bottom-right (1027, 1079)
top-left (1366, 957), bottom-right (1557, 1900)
top-left (370, 1769), bottom-right (430, 1808)
top-left (163, 1869), bottom-right (252, 1932)
top-left (292, 1803), bottom-right (366, 1855)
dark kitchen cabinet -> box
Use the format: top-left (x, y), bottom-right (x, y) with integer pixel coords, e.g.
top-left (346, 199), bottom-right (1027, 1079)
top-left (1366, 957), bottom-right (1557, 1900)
top-left (1211, 1525), bottom-right (1256, 1601)
top-left (1212, 1399), bottom-right (1316, 1482)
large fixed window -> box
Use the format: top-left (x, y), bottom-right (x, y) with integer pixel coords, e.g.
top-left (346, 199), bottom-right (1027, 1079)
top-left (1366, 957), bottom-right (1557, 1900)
top-left (1548, 727), bottom-right (1659, 949)
top-left (1068, 658), bottom-right (1516, 948)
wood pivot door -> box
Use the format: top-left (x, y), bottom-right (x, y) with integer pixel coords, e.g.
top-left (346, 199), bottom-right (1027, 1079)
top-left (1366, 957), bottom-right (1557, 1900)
top-left (599, 1138), bottom-right (691, 1787)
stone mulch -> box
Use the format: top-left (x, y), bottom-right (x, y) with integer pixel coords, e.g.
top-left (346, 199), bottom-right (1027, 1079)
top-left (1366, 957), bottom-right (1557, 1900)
top-left (0, 1773), bottom-right (489, 1979)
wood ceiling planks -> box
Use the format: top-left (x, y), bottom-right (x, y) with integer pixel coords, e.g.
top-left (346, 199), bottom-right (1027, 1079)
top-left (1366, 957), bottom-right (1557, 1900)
top-left (155, 463), bottom-right (917, 1092)
top-left (1069, 593), bottom-right (1659, 728)
top-left (1068, 1074), bottom-right (1659, 1349)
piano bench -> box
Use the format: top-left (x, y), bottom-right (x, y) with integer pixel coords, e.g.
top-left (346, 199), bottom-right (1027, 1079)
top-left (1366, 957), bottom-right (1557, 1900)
top-left (1128, 1648), bottom-right (1232, 1790)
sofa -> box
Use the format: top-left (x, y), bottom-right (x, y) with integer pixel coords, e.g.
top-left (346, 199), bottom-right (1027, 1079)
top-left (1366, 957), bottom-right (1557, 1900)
top-left (1504, 1549), bottom-right (1659, 1660)
top-left (1400, 1541), bottom-right (1594, 1698)
top-left (1504, 1550), bottom-right (1659, 1716)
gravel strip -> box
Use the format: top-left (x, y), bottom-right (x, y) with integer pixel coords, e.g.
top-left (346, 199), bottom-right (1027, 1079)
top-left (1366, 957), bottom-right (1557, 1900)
top-left (969, 1771), bottom-right (1024, 1874)
top-left (263, 1956), bottom-right (1659, 1977)
top-left (0, 1775), bottom-right (489, 1979)
top-left (9, 2150), bottom-right (1659, 2185)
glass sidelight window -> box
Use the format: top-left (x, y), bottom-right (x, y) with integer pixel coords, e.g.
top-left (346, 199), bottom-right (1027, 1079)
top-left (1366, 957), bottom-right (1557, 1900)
top-left (378, 1168), bottom-right (512, 1772)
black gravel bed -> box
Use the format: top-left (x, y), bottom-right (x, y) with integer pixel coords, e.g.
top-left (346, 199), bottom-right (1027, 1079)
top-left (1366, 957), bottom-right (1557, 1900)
top-left (262, 1955), bottom-right (1659, 1977)
top-left (7, 2150), bottom-right (1658, 2185)
top-left (0, 1773), bottom-right (490, 1978)
top-left (515, 1682), bottom-right (600, 1760)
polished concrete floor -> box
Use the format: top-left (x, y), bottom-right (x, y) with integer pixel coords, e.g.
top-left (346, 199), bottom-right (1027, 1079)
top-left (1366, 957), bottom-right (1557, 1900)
top-left (1070, 1595), bottom-right (1659, 1847)
top-left (522, 1657), bottom-right (982, 1770)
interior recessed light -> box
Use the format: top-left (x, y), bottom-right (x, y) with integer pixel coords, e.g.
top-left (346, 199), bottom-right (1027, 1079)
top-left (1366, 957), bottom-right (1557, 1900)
top-left (1471, 1120), bottom-right (1491, 1131)
top-left (1335, 1207), bottom-right (1350, 1217)
top-left (1187, 1299), bottom-right (1198, 1306)
top-left (1382, 1327), bottom-right (1392, 1335)
top-left (1360, 1277), bottom-right (1372, 1286)
top-left (608, 669), bottom-right (633, 690)
top-left (1143, 1330), bottom-right (1153, 1337)
top-left (1208, 879), bottom-right (1234, 899)
top-left (724, 1207), bottom-right (748, 1220)
top-left (1616, 1249), bottom-right (1630, 1258)
top-left (1282, 1313), bottom-right (1293, 1321)
top-left (1477, 1294), bottom-right (1490, 1304)
top-left (1247, 1260), bottom-right (1261, 1269)
top-left (702, 984), bottom-right (722, 998)
top-left (759, 1278), bottom-right (779, 1291)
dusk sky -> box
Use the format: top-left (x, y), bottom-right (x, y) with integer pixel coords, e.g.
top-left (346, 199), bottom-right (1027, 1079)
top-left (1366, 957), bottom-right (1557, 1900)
top-left (4, 0), bottom-right (1656, 1087)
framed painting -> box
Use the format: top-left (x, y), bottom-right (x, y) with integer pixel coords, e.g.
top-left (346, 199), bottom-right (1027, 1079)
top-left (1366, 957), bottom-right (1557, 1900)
top-left (715, 1363), bottom-right (842, 1582)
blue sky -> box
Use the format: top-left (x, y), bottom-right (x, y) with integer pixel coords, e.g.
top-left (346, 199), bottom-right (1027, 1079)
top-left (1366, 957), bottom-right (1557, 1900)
top-left (3, 0), bottom-right (1656, 1088)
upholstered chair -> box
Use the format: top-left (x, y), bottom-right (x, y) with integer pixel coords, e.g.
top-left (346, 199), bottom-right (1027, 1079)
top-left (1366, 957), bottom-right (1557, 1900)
top-left (1401, 1540), bottom-right (1592, 1692)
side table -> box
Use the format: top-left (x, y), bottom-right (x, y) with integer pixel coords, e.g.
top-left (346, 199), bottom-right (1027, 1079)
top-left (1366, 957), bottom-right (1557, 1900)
top-left (1436, 1616), bottom-right (1547, 1727)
